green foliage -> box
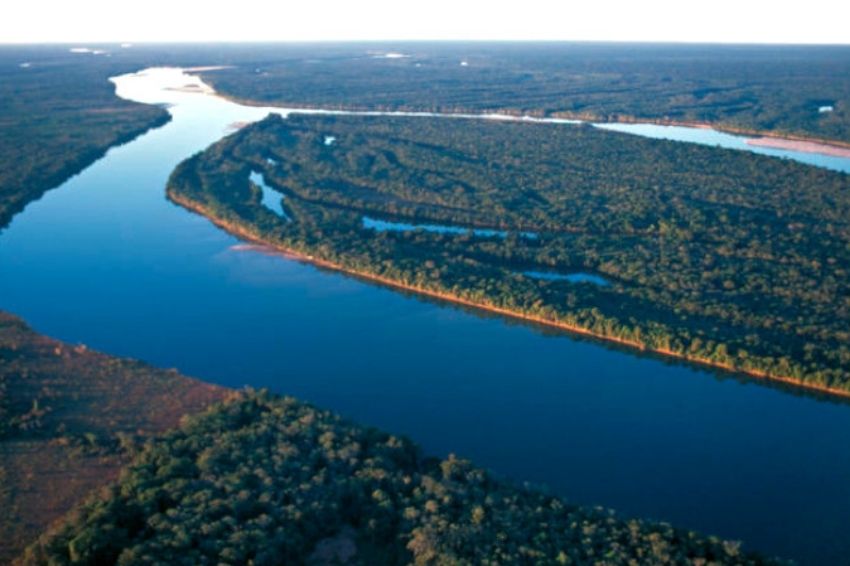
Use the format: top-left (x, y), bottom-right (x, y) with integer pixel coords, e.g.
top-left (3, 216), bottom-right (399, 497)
top-left (0, 47), bottom-right (169, 230)
top-left (0, 310), bottom-right (226, 563)
top-left (169, 113), bottom-right (850, 393)
top-left (26, 391), bottom-right (781, 565)
top-left (198, 43), bottom-right (850, 144)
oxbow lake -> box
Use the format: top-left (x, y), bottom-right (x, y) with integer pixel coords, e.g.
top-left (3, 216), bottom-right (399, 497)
top-left (1, 67), bottom-right (850, 564)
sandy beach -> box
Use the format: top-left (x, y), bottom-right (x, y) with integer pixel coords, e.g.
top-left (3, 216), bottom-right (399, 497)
top-left (746, 136), bottom-right (850, 159)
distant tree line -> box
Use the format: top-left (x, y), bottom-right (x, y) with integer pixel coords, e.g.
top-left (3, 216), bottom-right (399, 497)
top-left (199, 43), bottom-right (850, 145)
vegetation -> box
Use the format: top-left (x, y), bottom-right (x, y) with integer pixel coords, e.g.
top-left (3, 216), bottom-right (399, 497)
top-left (2, 42), bottom-right (848, 231)
top-left (197, 42), bottom-right (850, 145)
top-left (0, 47), bottom-right (170, 230)
top-left (168, 113), bottom-right (850, 394)
top-left (24, 390), bottom-right (782, 565)
top-left (1, 43), bottom-right (845, 565)
top-left (1, 311), bottom-right (783, 564)
top-left (0, 311), bottom-right (226, 563)
top-left (3, 42), bottom-right (849, 234)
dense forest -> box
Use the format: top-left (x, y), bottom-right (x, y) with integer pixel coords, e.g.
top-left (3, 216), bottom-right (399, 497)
top-left (24, 389), bottom-right (781, 565)
top-left (1, 313), bottom-right (784, 564)
top-left (0, 48), bottom-right (171, 230)
top-left (0, 311), bottom-right (226, 562)
top-left (2, 42), bottom-right (848, 233)
top-left (168, 113), bottom-right (850, 394)
top-left (196, 43), bottom-right (850, 145)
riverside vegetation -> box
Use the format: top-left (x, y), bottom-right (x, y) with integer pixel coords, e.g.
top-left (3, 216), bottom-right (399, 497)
top-left (0, 47), bottom-right (170, 229)
top-left (3, 42), bottom-right (848, 231)
top-left (23, 389), bottom-right (781, 565)
top-left (1, 314), bottom-right (782, 564)
top-left (168, 114), bottom-right (850, 395)
top-left (0, 312), bottom-right (226, 563)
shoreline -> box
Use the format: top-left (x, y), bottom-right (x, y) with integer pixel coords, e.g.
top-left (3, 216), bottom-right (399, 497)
top-left (558, 112), bottom-right (850, 153)
top-left (191, 70), bottom-right (850, 158)
top-left (168, 191), bottom-right (850, 402)
top-left (745, 136), bottom-right (850, 158)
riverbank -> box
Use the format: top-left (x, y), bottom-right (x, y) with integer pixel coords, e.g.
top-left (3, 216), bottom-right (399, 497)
top-left (22, 393), bottom-right (781, 566)
top-left (0, 309), bottom-right (785, 565)
top-left (0, 95), bottom-right (171, 232)
top-left (192, 69), bottom-right (850, 159)
top-left (0, 311), bottom-right (229, 563)
top-left (168, 190), bottom-right (850, 402)
top-left (746, 136), bottom-right (850, 158)
top-left (553, 111), bottom-right (850, 155)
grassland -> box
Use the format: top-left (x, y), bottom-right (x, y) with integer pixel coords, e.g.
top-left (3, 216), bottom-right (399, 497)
top-left (0, 312), bottom-right (228, 563)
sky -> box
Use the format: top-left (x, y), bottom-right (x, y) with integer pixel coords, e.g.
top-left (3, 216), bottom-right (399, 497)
top-left (1, 0), bottom-right (848, 44)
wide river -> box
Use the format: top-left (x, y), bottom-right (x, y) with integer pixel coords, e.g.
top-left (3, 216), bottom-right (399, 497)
top-left (2, 68), bottom-right (850, 564)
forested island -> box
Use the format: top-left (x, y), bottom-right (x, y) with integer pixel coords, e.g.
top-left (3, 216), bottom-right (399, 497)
top-left (2, 42), bottom-right (849, 232)
top-left (2, 42), bottom-right (848, 234)
top-left (168, 113), bottom-right (850, 396)
top-left (196, 43), bottom-right (850, 146)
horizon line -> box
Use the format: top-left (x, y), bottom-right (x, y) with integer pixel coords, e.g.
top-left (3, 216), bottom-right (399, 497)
top-left (2, 39), bottom-right (850, 47)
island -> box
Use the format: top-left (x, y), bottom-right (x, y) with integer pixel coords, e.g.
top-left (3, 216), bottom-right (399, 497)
top-left (168, 113), bottom-right (850, 396)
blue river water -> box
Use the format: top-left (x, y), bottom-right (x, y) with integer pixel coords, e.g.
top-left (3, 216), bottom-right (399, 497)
top-left (1, 68), bottom-right (849, 564)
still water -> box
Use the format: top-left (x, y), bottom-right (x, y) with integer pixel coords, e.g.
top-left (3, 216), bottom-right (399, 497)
top-left (522, 270), bottom-right (611, 286)
top-left (362, 216), bottom-right (538, 239)
top-left (1, 68), bottom-right (849, 564)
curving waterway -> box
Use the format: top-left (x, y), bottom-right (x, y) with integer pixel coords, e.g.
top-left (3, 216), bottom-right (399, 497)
top-left (2, 68), bottom-right (850, 564)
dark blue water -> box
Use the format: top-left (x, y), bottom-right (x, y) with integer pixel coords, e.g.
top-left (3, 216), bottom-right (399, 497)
top-left (2, 68), bottom-right (849, 564)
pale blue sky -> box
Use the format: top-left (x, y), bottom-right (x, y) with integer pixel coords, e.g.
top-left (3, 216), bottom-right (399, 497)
top-left (2, 0), bottom-right (848, 44)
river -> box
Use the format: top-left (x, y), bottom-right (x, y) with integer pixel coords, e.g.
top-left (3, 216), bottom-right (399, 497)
top-left (1, 67), bottom-right (849, 564)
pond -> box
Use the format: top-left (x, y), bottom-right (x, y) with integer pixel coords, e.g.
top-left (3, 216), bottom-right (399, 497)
top-left (362, 216), bottom-right (537, 239)
top-left (251, 171), bottom-right (289, 219)
top-left (522, 270), bottom-right (611, 286)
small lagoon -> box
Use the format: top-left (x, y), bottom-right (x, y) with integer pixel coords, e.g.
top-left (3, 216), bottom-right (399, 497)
top-left (251, 171), bottom-right (289, 219)
top-left (363, 216), bottom-right (537, 239)
top-left (523, 270), bottom-right (610, 286)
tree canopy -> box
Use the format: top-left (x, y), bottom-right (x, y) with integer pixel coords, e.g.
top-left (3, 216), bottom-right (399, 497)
top-left (168, 113), bottom-right (850, 394)
top-left (25, 390), bottom-right (782, 565)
